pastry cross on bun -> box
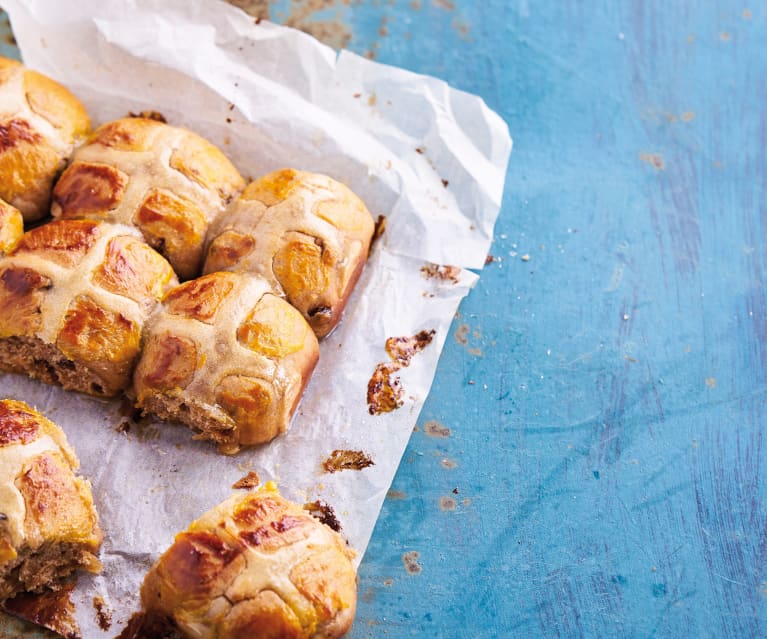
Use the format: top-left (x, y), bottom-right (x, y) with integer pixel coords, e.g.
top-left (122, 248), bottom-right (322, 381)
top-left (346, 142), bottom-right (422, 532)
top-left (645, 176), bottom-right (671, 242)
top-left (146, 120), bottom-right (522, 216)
top-left (133, 270), bottom-right (320, 454)
top-left (52, 117), bottom-right (246, 280)
top-left (0, 219), bottom-right (178, 397)
top-left (0, 399), bottom-right (102, 601)
top-left (139, 485), bottom-right (356, 639)
top-left (0, 56), bottom-right (91, 222)
top-left (204, 168), bottom-right (375, 338)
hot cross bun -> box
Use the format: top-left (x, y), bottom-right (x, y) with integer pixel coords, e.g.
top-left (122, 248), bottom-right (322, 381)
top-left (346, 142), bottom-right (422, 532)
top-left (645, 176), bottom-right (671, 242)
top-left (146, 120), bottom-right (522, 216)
top-left (204, 169), bottom-right (375, 338)
top-left (133, 270), bottom-right (319, 453)
top-left (139, 485), bottom-right (356, 639)
top-left (0, 219), bottom-right (178, 397)
top-left (52, 117), bottom-right (245, 280)
top-left (0, 56), bottom-right (90, 222)
top-left (0, 399), bottom-right (101, 601)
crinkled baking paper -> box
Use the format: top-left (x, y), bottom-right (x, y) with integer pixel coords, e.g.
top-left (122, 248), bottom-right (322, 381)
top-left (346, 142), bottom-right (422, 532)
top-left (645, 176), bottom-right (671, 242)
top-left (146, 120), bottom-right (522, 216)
top-left (0, 0), bottom-right (511, 635)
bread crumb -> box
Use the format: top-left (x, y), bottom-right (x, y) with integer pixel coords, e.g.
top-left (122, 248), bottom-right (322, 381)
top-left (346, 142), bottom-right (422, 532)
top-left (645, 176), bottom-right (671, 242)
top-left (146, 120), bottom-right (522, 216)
top-left (322, 449), bottom-right (374, 473)
top-left (127, 110), bottom-right (167, 123)
top-left (232, 471), bottom-right (261, 490)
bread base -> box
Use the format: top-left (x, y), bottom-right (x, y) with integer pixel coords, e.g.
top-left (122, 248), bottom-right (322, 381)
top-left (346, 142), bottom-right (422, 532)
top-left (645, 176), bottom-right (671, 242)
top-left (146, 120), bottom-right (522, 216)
top-left (0, 336), bottom-right (120, 397)
top-left (0, 540), bottom-right (101, 601)
top-left (137, 393), bottom-right (239, 454)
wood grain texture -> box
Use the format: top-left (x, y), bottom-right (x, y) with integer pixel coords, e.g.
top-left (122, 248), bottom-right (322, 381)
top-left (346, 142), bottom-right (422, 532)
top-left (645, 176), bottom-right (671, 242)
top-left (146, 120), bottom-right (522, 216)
top-left (2, 1), bottom-right (766, 637)
top-left (343, 1), bottom-right (767, 638)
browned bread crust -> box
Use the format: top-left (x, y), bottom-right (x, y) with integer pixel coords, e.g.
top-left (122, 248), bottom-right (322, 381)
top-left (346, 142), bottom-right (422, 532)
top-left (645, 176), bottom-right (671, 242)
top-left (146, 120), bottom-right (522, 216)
top-left (0, 56), bottom-right (90, 223)
top-left (0, 399), bottom-right (101, 601)
top-left (140, 486), bottom-right (356, 639)
top-left (133, 270), bottom-right (320, 453)
top-left (51, 117), bottom-right (246, 280)
top-left (204, 169), bottom-right (375, 338)
top-left (0, 200), bottom-right (23, 256)
top-left (0, 219), bottom-right (178, 397)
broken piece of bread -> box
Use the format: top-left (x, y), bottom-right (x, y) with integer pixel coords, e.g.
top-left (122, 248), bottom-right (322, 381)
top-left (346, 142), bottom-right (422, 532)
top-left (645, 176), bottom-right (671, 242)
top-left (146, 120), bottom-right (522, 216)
top-left (133, 270), bottom-right (319, 453)
top-left (0, 56), bottom-right (91, 223)
top-left (52, 117), bottom-right (245, 280)
top-left (204, 168), bottom-right (375, 338)
top-left (139, 485), bottom-right (356, 638)
top-left (0, 219), bottom-right (178, 397)
top-left (0, 399), bottom-right (101, 601)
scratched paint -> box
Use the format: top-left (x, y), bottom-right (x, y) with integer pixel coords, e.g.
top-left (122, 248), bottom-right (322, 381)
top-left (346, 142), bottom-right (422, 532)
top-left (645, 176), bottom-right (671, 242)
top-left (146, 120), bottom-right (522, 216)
top-left (454, 323), bottom-right (483, 356)
top-left (401, 551), bottom-right (422, 575)
top-left (639, 152), bottom-right (666, 170)
top-left (341, 0), bottom-right (475, 61)
top-left (360, 587), bottom-right (376, 603)
top-left (351, 1), bottom-right (767, 637)
top-left (439, 496), bottom-right (457, 511)
top-left (423, 420), bottom-right (451, 438)
top-left (225, 0), bottom-right (352, 48)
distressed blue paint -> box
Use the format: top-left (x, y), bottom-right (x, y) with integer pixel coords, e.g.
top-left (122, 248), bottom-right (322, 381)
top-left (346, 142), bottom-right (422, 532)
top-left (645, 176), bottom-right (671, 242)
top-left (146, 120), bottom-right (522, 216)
top-left (343, 1), bottom-right (767, 638)
top-left (0, 1), bottom-right (765, 638)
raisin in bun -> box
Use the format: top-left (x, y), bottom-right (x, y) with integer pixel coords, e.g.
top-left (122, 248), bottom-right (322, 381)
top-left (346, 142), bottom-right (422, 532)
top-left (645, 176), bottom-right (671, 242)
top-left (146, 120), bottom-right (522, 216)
top-left (51, 117), bottom-right (245, 280)
top-left (133, 270), bottom-right (319, 454)
top-left (0, 219), bottom-right (178, 397)
top-left (204, 169), bottom-right (375, 338)
top-left (0, 56), bottom-right (91, 222)
top-left (139, 485), bottom-right (356, 639)
top-left (0, 200), bottom-right (23, 256)
top-left (0, 399), bottom-right (101, 601)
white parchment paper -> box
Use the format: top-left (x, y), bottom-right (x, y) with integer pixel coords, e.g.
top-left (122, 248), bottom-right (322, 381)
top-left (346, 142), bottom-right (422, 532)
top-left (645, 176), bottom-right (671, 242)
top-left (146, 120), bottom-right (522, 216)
top-left (0, 0), bottom-right (511, 635)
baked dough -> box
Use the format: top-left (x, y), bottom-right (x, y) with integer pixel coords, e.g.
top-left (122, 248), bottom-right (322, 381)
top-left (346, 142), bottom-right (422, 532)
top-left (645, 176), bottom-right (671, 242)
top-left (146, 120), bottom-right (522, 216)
top-left (133, 270), bottom-right (319, 453)
top-left (140, 485), bottom-right (356, 639)
top-left (0, 219), bottom-right (178, 397)
top-left (0, 200), bottom-right (23, 256)
top-left (51, 117), bottom-right (245, 280)
top-left (0, 56), bottom-right (90, 222)
top-left (0, 399), bottom-right (101, 601)
top-left (204, 168), bottom-right (375, 338)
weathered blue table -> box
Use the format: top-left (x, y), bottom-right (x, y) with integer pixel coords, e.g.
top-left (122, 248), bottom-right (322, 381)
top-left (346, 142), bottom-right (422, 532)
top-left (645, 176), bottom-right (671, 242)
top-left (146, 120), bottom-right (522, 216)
top-left (2, 1), bottom-right (766, 637)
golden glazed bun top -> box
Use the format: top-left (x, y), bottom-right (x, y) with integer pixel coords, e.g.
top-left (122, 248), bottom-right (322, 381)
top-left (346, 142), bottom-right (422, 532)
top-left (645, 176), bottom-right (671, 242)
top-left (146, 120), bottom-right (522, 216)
top-left (140, 485), bottom-right (357, 639)
top-left (204, 168), bottom-right (375, 338)
top-left (52, 117), bottom-right (246, 280)
top-left (0, 56), bottom-right (91, 222)
top-left (0, 199), bottom-right (23, 255)
top-left (0, 219), bottom-right (178, 396)
top-left (0, 399), bottom-right (101, 571)
top-left (133, 270), bottom-right (319, 452)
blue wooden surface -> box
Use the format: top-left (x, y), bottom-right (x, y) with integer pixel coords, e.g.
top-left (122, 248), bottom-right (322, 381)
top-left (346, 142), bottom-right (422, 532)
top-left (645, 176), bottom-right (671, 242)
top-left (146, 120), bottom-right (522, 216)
top-left (340, 1), bottom-right (767, 638)
top-left (2, 2), bottom-right (767, 637)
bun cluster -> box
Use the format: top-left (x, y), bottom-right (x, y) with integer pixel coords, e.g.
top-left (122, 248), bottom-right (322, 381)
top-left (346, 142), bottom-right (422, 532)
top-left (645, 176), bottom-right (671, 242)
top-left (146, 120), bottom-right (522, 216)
top-left (0, 57), bottom-right (375, 454)
top-left (0, 57), bottom-right (364, 637)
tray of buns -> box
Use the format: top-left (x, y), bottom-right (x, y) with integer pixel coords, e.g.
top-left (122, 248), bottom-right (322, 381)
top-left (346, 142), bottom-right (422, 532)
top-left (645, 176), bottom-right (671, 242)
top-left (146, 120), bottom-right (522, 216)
top-left (0, 0), bottom-right (510, 636)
